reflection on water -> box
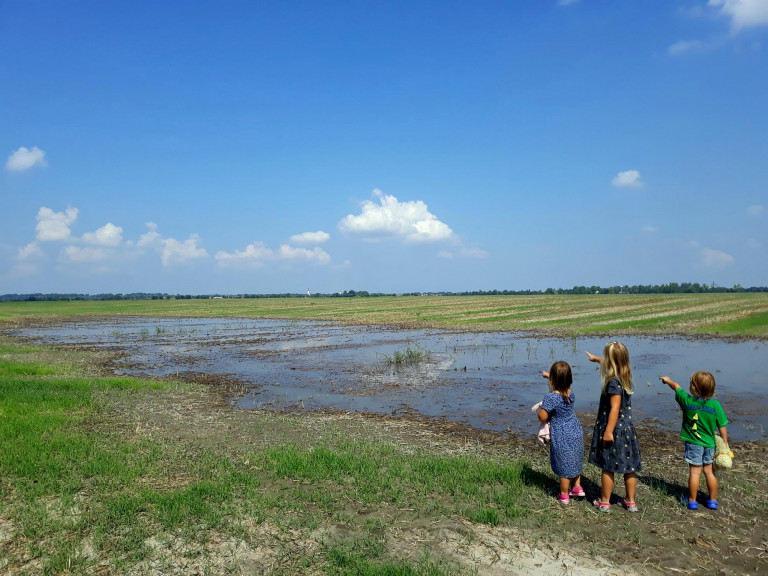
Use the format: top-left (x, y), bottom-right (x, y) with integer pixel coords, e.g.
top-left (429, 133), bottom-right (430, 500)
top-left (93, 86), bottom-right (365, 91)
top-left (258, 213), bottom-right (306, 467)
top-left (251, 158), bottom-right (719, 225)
top-left (15, 318), bottom-right (768, 441)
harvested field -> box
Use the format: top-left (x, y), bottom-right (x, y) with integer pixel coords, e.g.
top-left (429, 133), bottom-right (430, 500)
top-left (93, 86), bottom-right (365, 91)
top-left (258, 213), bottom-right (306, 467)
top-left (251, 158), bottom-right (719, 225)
top-left (1, 293), bottom-right (768, 337)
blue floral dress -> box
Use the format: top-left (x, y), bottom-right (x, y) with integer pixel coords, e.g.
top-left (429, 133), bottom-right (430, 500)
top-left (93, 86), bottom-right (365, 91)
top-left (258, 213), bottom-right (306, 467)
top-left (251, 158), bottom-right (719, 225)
top-left (541, 391), bottom-right (584, 478)
top-left (588, 377), bottom-right (642, 474)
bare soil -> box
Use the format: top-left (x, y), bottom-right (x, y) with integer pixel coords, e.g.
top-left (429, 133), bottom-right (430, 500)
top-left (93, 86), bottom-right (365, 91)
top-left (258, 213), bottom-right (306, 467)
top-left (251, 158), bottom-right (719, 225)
top-left (102, 368), bottom-right (768, 576)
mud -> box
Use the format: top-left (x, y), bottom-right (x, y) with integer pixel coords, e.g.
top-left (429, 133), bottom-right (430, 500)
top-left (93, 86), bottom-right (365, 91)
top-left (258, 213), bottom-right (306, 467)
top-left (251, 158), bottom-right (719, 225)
top-left (10, 316), bottom-right (768, 441)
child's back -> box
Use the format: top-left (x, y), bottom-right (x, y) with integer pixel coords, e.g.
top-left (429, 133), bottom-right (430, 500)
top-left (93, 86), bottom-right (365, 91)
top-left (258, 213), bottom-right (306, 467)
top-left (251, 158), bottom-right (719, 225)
top-left (675, 387), bottom-right (727, 448)
top-left (661, 371), bottom-right (728, 510)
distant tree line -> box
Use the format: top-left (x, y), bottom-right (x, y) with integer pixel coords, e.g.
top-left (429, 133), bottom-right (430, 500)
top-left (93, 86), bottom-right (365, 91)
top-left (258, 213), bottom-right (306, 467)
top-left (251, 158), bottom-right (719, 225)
top-left (1, 283), bottom-right (766, 303)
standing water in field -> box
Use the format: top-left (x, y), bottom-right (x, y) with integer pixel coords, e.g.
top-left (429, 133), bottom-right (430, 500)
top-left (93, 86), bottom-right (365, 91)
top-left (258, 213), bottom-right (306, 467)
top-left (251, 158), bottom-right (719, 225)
top-left (13, 317), bottom-right (768, 441)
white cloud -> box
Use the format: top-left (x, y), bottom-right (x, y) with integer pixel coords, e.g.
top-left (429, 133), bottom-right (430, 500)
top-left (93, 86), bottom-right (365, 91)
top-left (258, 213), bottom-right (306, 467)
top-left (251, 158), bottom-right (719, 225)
top-left (36, 207), bottom-right (79, 242)
top-left (279, 244), bottom-right (331, 263)
top-left (709, 0), bottom-right (768, 32)
top-left (82, 223), bottom-right (123, 246)
top-left (215, 242), bottom-right (276, 267)
top-left (6, 146), bottom-right (46, 172)
top-left (17, 242), bottom-right (43, 260)
top-left (61, 246), bottom-right (107, 263)
top-left (136, 222), bottom-right (162, 248)
top-left (642, 225), bottom-right (660, 233)
top-left (700, 247), bottom-right (734, 267)
top-left (339, 189), bottom-right (454, 243)
top-left (160, 235), bottom-right (208, 266)
top-left (557, 0), bottom-right (579, 5)
top-left (290, 231), bottom-right (331, 244)
top-left (747, 204), bottom-right (764, 216)
top-left (133, 222), bottom-right (207, 266)
top-left (611, 170), bottom-right (644, 188)
top-left (669, 39), bottom-right (711, 55)
top-left (216, 242), bottom-right (330, 268)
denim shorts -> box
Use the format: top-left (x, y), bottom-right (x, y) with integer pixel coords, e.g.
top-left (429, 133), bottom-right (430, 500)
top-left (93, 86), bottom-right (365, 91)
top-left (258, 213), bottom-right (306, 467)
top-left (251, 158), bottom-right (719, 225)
top-left (684, 442), bottom-right (715, 466)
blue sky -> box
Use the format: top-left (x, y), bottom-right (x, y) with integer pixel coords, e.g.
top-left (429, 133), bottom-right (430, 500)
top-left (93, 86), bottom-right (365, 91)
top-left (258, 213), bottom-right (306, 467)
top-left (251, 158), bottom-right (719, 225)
top-left (1, 1), bottom-right (766, 294)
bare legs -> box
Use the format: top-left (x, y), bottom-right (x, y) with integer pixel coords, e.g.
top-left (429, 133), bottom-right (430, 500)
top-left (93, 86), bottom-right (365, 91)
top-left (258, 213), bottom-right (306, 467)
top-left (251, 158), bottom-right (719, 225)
top-left (560, 475), bottom-right (582, 496)
top-left (689, 464), bottom-right (718, 502)
top-left (600, 471), bottom-right (637, 503)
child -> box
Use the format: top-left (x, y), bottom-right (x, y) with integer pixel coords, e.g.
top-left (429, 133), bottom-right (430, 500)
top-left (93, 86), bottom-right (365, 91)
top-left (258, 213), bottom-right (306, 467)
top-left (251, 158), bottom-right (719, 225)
top-left (538, 361), bottom-right (585, 504)
top-left (660, 372), bottom-right (729, 510)
top-left (586, 342), bottom-right (642, 513)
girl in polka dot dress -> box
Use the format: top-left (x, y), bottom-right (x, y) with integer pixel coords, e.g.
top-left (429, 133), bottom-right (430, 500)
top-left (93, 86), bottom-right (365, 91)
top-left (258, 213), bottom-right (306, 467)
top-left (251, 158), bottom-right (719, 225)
top-left (586, 341), bottom-right (642, 513)
top-left (537, 361), bottom-right (585, 504)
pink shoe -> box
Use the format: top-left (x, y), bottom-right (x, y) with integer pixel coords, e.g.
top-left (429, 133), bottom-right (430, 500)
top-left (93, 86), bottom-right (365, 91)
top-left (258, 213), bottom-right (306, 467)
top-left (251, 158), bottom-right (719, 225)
top-left (558, 494), bottom-right (570, 504)
top-left (569, 486), bottom-right (586, 498)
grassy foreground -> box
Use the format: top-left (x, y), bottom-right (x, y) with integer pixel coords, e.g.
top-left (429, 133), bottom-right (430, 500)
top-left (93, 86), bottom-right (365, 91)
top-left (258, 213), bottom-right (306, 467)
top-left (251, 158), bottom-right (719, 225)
top-left (1, 293), bottom-right (768, 337)
top-left (0, 337), bottom-right (544, 575)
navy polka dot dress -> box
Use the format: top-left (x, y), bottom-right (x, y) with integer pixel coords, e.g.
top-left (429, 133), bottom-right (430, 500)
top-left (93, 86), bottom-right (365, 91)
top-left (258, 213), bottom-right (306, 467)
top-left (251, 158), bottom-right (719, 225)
top-left (588, 377), bottom-right (642, 474)
top-left (541, 391), bottom-right (584, 479)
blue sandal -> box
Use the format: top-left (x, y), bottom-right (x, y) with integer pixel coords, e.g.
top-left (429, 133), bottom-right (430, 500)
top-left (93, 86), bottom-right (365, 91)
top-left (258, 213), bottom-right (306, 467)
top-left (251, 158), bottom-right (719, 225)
top-left (705, 499), bottom-right (718, 510)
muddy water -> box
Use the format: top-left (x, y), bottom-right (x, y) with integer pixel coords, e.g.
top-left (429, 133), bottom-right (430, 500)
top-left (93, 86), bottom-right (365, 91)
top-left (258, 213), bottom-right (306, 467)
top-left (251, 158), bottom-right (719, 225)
top-left (14, 318), bottom-right (768, 441)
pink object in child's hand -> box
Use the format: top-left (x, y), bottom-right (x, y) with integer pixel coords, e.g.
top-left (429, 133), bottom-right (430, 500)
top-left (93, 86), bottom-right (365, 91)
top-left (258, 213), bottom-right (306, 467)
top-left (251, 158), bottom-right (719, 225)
top-left (532, 402), bottom-right (551, 444)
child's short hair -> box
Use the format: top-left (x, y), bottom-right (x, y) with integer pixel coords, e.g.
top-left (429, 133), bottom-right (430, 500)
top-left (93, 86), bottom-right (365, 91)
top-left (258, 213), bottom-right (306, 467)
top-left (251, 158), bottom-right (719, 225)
top-left (548, 361), bottom-right (573, 393)
top-left (690, 370), bottom-right (716, 399)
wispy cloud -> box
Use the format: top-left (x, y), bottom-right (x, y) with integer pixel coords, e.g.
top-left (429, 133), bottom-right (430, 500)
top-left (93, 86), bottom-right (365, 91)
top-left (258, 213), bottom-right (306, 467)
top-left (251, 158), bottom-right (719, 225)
top-left (557, 0), bottom-right (580, 6)
top-left (671, 1), bottom-right (768, 55)
top-left (747, 204), bottom-right (764, 216)
top-left (6, 146), bottom-right (46, 172)
top-left (215, 242), bottom-right (330, 268)
top-left (438, 248), bottom-right (489, 260)
top-left (339, 189), bottom-right (455, 243)
top-left (17, 242), bottom-right (43, 260)
top-left (699, 247), bottom-right (734, 267)
top-left (669, 39), bottom-right (712, 55)
top-left (642, 225), bottom-right (659, 233)
top-left (709, 0), bottom-right (768, 33)
top-left (290, 231), bottom-right (330, 244)
top-left (61, 246), bottom-right (108, 263)
top-left (611, 170), bottom-right (644, 188)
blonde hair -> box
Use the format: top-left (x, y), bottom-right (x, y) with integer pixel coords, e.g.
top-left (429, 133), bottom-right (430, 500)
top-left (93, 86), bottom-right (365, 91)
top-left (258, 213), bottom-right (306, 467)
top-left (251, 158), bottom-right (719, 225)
top-left (600, 341), bottom-right (633, 395)
top-left (549, 361), bottom-right (573, 402)
top-left (690, 370), bottom-right (716, 399)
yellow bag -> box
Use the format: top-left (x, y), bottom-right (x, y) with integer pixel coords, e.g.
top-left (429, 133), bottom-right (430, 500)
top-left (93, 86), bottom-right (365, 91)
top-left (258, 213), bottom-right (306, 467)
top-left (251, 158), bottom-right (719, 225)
top-left (714, 435), bottom-right (732, 468)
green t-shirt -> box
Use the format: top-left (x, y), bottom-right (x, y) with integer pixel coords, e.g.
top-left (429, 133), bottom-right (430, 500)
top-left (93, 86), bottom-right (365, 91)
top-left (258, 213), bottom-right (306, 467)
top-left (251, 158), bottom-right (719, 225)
top-left (675, 387), bottom-right (728, 448)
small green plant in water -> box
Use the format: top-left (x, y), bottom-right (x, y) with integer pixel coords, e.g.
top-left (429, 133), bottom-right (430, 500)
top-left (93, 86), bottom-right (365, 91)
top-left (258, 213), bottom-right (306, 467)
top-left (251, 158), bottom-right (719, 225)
top-left (382, 343), bottom-right (430, 366)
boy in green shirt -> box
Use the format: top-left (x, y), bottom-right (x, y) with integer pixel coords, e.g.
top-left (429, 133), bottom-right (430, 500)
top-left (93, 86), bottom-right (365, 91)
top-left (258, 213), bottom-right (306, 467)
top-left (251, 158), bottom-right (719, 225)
top-left (660, 371), bottom-right (729, 510)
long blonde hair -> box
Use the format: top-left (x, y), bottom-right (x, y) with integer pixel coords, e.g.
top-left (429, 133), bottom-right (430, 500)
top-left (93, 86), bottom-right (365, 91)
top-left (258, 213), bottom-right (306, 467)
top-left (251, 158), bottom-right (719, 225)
top-left (600, 341), bottom-right (633, 394)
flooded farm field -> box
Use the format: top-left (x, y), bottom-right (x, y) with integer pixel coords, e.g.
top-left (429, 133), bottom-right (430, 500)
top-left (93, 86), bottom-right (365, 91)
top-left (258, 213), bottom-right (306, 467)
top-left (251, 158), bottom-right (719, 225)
top-left (13, 317), bottom-right (768, 441)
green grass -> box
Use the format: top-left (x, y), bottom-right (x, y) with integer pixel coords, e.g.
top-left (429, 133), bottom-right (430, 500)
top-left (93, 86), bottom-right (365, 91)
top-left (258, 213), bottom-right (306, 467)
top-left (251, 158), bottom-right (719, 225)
top-left (703, 310), bottom-right (768, 336)
top-left (263, 443), bottom-right (528, 522)
top-left (0, 337), bottom-right (538, 574)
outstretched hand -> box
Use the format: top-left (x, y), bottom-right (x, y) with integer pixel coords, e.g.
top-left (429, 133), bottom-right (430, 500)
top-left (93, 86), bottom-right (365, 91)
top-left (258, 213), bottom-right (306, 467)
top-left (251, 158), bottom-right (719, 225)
top-left (542, 371), bottom-right (550, 379)
top-left (585, 351), bottom-right (601, 363)
top-left (659, 376), bottom-right (680, 390)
